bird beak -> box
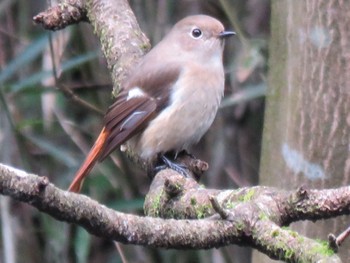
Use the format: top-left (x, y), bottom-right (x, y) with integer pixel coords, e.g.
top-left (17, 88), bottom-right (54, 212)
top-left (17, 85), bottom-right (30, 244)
top-left (218, 31), bottom-right (236, 38)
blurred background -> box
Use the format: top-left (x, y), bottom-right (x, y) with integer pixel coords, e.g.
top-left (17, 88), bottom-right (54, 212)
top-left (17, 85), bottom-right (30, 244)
top-left (0, 0), bottom-right (269, 262)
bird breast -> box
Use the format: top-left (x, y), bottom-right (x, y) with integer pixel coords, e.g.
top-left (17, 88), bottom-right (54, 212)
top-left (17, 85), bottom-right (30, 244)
top-left (136, 62), bottom-right (225, 160)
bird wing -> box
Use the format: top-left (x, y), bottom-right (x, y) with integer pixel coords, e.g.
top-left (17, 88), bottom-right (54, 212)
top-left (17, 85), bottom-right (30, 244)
top-left (99, 63), bottom-right (181, 160)
top-left (99, 93), bottom-right (156, 161)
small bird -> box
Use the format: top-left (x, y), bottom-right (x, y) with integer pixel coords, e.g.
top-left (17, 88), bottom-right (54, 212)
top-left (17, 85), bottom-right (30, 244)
top-left (68, 15), bottom-right (235, 192)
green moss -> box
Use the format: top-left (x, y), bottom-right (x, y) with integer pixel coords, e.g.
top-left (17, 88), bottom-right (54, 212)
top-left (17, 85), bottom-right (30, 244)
top-left (271, 229), bottom-right (279, 237)
top-left (238, 188), bottom-right (256, 202)
top-left (275, 241), bottom-right (295, 260)
top-left (226, 201), bottom-right (236, 209)
top-left (311, 240), bottom-right (334, 257)
top-left (284, 248), bottom-right (294, 259)
top-left (149, 190), bottom-right (163, 217)
top-left (140, 43), bottom-right (151, 51)
top-left (190, 197), bottom-right (197, 206)
top-left (173, 182), bottom-right (183, 192)
top-left (236, 221), bottom-right (245, 231)
top-left (272, 227), bottom-right (299, 240)
top-left (281, 227), bottom-right (299, 238)
top-left (297, 236), bottom-right (305, 243)
top-left (163, 207), bottom-right (176, 219)
top-left (195, 204), bottom-right (211, 219)
top-left (258, 211), bottom-right (269, 220)
top-left (189, 197), bottom-right (211, 218)
top-left (289, 231), bottom-right (298, 238)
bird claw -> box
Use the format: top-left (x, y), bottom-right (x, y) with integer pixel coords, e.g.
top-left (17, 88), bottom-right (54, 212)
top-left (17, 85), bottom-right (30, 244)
top-left (153, 154), bottom-right (191, 177)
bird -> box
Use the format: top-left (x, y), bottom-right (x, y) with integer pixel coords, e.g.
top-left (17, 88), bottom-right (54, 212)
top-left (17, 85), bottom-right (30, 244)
top-left (68, 15), bottom-right (235, 192)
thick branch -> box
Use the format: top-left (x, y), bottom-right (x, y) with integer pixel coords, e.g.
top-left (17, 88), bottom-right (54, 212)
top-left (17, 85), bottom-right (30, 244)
top-left (85, 0), bottom-right (150, 93)
top-left (283, 186), bottom-right (350, 225)
top-left (144, 171), bottom-right (350, 224)
top-left (253, 220), bottom-right (339, 263)
top-left (0, 164), bottom-right (244, 249)
top-left (0, 163), bottom-right (342, 262)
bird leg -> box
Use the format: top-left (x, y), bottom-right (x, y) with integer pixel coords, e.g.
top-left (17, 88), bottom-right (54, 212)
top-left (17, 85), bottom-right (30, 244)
top-left (150, 151), bottom-right (208, 181)
top-left (152, 152), bottom-right (191, 177)
top-left (161, 154), bottom-right (191, 177)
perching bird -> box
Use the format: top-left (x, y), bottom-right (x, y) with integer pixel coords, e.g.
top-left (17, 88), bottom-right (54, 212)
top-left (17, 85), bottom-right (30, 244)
top-left (68, 15), bottom-right (235, 192)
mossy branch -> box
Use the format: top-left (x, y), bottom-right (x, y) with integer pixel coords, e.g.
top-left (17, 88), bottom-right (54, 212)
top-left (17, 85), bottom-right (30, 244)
top-left (0, 163), bottom-right (346, 262)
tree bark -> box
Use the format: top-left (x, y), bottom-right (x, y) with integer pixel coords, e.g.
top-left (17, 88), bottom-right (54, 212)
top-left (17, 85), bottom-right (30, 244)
top-left (0, 163), bottom-right (345, 262)
top-left (257, 0), bottom-right (350, 262)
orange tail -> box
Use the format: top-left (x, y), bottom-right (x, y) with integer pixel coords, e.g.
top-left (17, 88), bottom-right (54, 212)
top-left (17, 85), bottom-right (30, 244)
top-left (68, 127), bottom-right (109, 192)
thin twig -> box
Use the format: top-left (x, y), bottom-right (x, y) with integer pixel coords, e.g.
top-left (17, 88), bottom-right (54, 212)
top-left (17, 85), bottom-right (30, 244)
top-left (47, 34), bottom-right (104, 115)
top-left (209, 195), bottom-right (230, 220)
top-left (114, 242), bottom-right (128, 263)
top-left (336, 226), bottom-right (350, 247)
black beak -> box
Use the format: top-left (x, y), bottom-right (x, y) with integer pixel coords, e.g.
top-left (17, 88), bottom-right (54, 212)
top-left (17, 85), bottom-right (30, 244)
top-left (218, 31), bottom-right (236, 38)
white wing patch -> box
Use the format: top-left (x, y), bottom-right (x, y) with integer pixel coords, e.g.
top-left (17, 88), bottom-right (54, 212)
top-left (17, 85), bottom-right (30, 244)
top-left (127, 87), bottom-right (145, 101)
top-left (120, 111), bottom-right (147, 131)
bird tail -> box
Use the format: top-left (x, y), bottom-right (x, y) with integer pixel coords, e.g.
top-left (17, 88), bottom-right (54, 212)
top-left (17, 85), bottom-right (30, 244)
top-left (68, 127), bottom-right (109, 192)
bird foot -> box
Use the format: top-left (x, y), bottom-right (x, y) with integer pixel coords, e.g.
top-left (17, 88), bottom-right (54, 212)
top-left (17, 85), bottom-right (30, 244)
top-left (153, 154), bottom-right (191, 177)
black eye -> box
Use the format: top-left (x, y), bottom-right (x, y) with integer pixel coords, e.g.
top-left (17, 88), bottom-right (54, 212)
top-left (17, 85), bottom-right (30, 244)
top-left (191, 28), bottom-right (202, 38)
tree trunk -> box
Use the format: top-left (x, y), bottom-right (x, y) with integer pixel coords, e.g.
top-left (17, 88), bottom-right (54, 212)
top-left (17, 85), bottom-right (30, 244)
top-left (254, 0), bottom-right (350, 262)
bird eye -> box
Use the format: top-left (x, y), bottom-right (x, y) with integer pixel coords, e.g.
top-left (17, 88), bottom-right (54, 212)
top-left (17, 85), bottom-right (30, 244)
top-left (191, 28), bottom-right (202, 39)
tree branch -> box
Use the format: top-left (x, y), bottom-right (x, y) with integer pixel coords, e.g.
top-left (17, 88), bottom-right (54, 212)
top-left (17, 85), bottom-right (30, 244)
top-left (0, 164), bottom-right (244, 249)
top-left (144, 171), bottom-right (350, 224)
top-left (33, 0), bottom-right (87, 30)
top-left (0, 163), bottom-right (343, 262)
